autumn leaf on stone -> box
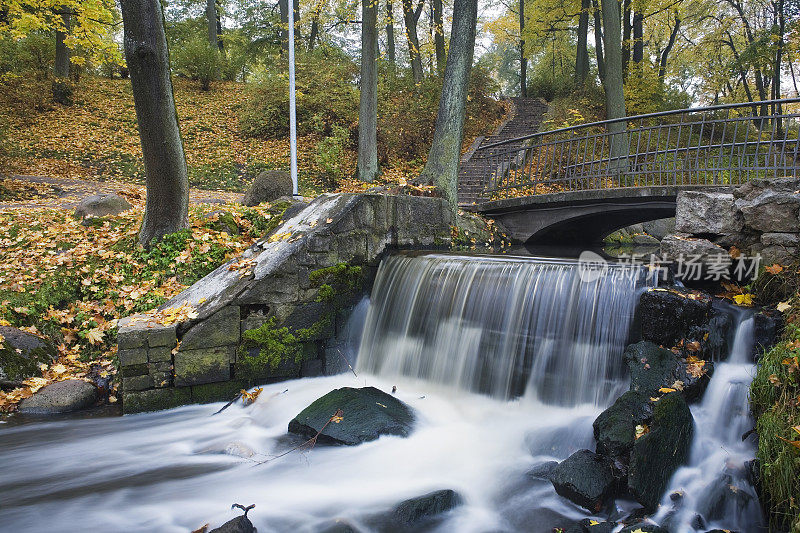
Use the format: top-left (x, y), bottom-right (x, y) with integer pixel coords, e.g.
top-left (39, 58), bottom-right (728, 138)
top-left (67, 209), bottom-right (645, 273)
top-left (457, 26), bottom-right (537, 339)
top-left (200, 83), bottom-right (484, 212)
top-left (733, 293), bottom-right (754, 306)
top-left (330, 409), bottom-right (344, 424)
top-left (764, 264), bottom-right (784, 275)
top-left (635, 424), bottom-right (649, 440)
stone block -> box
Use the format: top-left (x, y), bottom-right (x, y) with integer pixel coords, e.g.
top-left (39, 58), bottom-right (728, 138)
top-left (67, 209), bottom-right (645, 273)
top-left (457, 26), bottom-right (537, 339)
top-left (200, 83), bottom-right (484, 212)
top-left (147, 323), bottom-right (178, 348)
top-left (307, 231), bottom-right (333, 253)
top-left (117, 317), bottom-right (148, 350)
top-left (675, 191), bottom-right (743, 235)
top-left (191, 380), bottom-right (249, 404)
top-left (148, 346), bottom-right (172, 363)
top-left (151, 372), bottom-right (172, 388)
top-left (660, 233), bottom-right (729, 261)
top-left (148, 361), bottom-right (172, 373)
top-left (301, 357), bottom-right (324, 377)
top-left (118, 347), bottom-right (148, 367)
top-left (330, 212), bottom-right (356, 234)
top-left (174, 346), bottom-right (232, 386)
top-left (736, 189), bottom-right (800, 233)
top-left (120, 363), bottom-right (148, 378)
top-left (122, 374), bottom-right (154, 391)
top-left (336, 234), bottom-right (368, 263)
top-left (180, 305), bottom-right (240, 350)
top-left (761, 232), bottom-right (800, 247)
top-left (122, 387), bottom-right (192, 414)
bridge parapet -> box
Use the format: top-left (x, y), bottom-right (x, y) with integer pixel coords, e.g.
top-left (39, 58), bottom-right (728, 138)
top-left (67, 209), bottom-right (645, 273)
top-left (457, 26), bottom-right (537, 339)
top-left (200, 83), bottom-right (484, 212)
top-left (466, 98), bottom-right (799, 203)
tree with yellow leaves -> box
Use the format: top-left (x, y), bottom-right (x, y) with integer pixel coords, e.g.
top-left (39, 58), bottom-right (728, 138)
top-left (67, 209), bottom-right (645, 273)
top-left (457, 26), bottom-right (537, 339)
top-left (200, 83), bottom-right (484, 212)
top-left (0, 0), bottom-right (122, 79)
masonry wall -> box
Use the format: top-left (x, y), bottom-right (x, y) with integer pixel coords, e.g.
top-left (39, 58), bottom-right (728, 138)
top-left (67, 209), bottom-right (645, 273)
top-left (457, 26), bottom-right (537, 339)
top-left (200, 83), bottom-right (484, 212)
top-left (117, 193), bottom-right (454, 413)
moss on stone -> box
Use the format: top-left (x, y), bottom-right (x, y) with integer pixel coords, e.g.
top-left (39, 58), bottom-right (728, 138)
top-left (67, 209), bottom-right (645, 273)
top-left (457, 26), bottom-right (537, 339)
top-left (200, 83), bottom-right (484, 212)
top-left (191, 380), bottom-right (249, 404)
top-left (309, 263), bottom-right (362, 289)
top-left (237, 318), bottom-right (305, 375)
top-left (122, 387), bottom-right (192, 414)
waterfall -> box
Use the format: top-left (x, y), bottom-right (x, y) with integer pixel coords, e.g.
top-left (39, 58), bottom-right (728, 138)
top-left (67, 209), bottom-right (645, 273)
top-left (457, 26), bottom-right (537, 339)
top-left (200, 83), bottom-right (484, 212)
top-left (356, 253), bottom-right (655, 407)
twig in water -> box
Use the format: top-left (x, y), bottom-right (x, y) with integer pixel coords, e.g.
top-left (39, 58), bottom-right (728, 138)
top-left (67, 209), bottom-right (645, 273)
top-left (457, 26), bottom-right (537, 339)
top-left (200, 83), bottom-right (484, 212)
top-left (336, 349), bottom-right (358, 378)
top-left (231, 503), bottom-right (255, 517)
top-left (213, 392), bottom-right (242, 415)
top-left (253, 409), bottom-right (344, 466)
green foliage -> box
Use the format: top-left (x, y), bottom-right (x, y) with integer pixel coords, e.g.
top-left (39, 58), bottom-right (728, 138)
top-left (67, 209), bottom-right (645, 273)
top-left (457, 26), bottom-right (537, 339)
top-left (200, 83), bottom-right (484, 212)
top-left (313, 124), bottom-right (351, 187)
top-left (132, 228), bottom-right (227, 286)
top-left (239, 46), bottom-right (359, 138)
top-left (237, 318), bottom-right (304, 374)
top-left (0, 33), bottom-right (55, 77)
top-left (173, 37), bottom-right (221, 90)
top-left (751, 317), bottom-right (800, 532)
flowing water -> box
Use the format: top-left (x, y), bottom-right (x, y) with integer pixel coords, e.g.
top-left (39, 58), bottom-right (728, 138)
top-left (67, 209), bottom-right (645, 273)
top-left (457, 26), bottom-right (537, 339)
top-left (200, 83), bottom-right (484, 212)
top-left (0, 253), bottom-right (763, 532)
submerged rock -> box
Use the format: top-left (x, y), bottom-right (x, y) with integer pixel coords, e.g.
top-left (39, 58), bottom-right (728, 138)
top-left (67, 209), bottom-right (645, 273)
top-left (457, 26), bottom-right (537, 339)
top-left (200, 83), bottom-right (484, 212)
top-left (550, 449), bottom-right (618, 512)
top-left (390, 489), bottom-right (462, 526)
top-left (0, 326), bottom-right (56, 382)
top-left (18, 379), bottom-right (98, 415)
top-left (288, 386), bottom-right (414, 445)
top-left (628, 392), bottom-right (694, 511)
top-left (618, 523), bottom-right (669, 533)
top-left (527, 460), bottom-right (559, 481)
top-left (593, 390), bottom-right (653, 458)
top-left (565, 518), bottom-right (618, 533)
top-left (637, 288), bottom-right (712, 347)
top-left (752, 310), bottom-right (783, 360)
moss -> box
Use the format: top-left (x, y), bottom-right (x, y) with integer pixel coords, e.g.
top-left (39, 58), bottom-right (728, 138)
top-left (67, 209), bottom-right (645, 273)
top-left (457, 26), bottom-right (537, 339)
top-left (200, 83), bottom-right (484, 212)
top-left (122, 387), bottom-right (193, 414)
top-left (237, 317), bottom-right (306, 375)
top-left (0, 344), bottom-right (52, 381)
top-left (315, 284), bottom-right (335, 303)
top-left (309, 263), bottom-right (362, 289)
top-left (751, 315), bottom-right (800, 532)
top-left (191, 380), bottom-right (249, 404)
top-left (296, 315), bottom-right (333, 342)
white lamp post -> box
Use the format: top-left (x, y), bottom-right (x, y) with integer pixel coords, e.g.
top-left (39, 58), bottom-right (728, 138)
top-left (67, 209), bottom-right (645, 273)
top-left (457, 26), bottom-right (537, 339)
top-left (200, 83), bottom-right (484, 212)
top-left (288, 1), bottom-right (298, 196)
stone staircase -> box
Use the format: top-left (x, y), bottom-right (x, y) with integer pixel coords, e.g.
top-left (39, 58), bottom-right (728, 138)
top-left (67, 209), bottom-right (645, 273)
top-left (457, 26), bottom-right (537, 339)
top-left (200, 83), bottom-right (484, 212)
top-left (458, 97), bottom-right (548, 206)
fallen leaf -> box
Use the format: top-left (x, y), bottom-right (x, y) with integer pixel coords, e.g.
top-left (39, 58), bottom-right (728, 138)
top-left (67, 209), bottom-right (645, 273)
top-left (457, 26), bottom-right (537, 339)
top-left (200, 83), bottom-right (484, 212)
top-left (777, 301), bottom-right (791, 313)
top-left (765, 264), bottom-right (784, 275)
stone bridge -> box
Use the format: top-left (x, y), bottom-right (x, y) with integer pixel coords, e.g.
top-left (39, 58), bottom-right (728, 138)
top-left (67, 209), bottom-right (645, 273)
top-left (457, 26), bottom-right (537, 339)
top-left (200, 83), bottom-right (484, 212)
top-left (474, 186), bottom-right (729, 245)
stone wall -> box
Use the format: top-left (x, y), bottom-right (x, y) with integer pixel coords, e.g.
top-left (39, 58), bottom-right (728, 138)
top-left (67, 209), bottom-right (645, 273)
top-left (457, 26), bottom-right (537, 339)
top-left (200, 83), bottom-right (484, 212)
top-left (118, 193), bottom-right (454, 413)
top-left (662, 177), bottom-right (799, 266)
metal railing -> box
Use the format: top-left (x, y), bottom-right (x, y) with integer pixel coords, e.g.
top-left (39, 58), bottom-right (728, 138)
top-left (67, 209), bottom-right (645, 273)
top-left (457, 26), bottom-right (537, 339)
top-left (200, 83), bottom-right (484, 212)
top-left (472, 98), bottom-right (800, 201)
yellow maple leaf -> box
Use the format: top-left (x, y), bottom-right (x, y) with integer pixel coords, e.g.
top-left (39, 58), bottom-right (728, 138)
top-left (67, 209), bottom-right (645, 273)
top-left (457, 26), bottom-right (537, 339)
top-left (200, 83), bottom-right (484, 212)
top-left (86, 328), bottom-right (104, 345)
top-left (733, 293), bottom-right (754, 306)
top-left (659, 387), bottom-right (677, 393)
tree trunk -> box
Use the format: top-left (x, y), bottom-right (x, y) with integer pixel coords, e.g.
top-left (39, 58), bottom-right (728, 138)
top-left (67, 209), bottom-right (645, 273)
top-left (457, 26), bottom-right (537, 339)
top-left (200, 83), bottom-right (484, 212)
top-left (308, 0), bottom-right (323, 50)
top-left (592, 0), bottom-right (605, 81)
top-left (216, 0), bottom-right (224, 51)
top-left (279, 0), bottom-right (300, 52)
top-left (402, 0), bottom-right (424, 83)
top-left (622, 0), bottom-right (631, 77)
top-left (54, 7), bottom-right (71, 78)
top-left (657, 13), bottom-right (680, 81)
top-left (600, 0), bottom-right (628, 173)
top-left (432, 0), bottom-right (445, 75)
top-left (386, 0), bottom-right (396, 66)
top-left (121, 0), bottom-right (189, 247)
top-left (520, 0), bottom-right (527, 96)
top-left (575, 0), bottom-right (590, 87)
top-left (417, 0), bottom-right (477, 212)
top-left (206, 0), bottom-right (218, 47)
top-left (632, 10), bottom-right (643, 64)
top-left (357, 0), bottom-right (379, 182)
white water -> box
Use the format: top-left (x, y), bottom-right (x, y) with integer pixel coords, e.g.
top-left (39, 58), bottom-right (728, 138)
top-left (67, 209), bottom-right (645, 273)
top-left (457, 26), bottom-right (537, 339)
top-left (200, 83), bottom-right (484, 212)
top-left (653, 315), bottom-right (764, 531)
top-left (0, 253), bottom-right (763, 532)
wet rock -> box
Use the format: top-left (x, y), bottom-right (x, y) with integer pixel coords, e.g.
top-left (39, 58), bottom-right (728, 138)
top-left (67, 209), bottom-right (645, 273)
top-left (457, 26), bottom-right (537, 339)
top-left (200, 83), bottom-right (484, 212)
top-left (208, 515), bottom-right (255, 533)
top-left (624, 341), bottom-right (680, 396)
top-left (288, 386), bottom-right (414, 445)
top-left (242, 170), bottom-right (293, 206)
top-left (676, 191), bottom-right (743, 236)
top-left (564, 518), bottom-right (617, 533)
top-left (74, 193), bottom-right (132, 219)
top-left (0, 326), bottom-right (56, 382)
top-left (316, 518), bottom-right (362, 533)
top-left (628, 392), bottom-right (694, 511)
top-left (660, 233), bottom-right (730, 264)
top-left (527, 460), bottom-right (559, 480)
top-left (642, 218), bottom-right (676, 240)
top-left (593, 390), bottom-right (653, 458)
top-left (550, 449), bottom-right (618, 512)
top-left (632, 234), bottom-right (660, 246)
top-left (618, 523), bottom-right (669, 533)
top-left (637, 287), bottom-right (713, 347)
top-left (390, 489), bottom-right (462, 526)
top-left (18, 379), bottom-right (98, 415)
top-left (674, 357), bottom-right (714, 402)
top-left (752, 310), bottom-right (783, 360)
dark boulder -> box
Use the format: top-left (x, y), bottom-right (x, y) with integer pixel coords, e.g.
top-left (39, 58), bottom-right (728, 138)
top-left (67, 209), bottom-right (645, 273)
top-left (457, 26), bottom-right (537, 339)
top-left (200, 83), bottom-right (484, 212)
top-left (674, 357), bottom-right (714, 402)
top-left (74, 193), bottom-right (132, 219)
top-left (550, 449), bottom-right (618, 513)
top-left (619, 524), bottom-right (669, 533)
top-left (208, 515), bottom-right (255, 533)
top-left (18, 379), bottom-right (98, 415)
top-left (242, 170), bottom-right (293, 206)
top-left (315, 518), bottom-right (362, 533)
top-left (0, 326), bottom-right (56, 382)
top-left (390, 489), bottom-right (462, 527)
top-left (752, 310), bottom-right (783, 360)
top-left (565, 518), bottom-right (618, 533)
top-left (593, 390), bottom-right (653, 458)
top-left (527, 460), bottom-right (559, 481)
top-left (637, 288), bottom-right (712, 347)
top-left (624, 342), bottom-right (680, 396)
top-left (628, 392), bottom-right (694, 511)
top-left (288, 386), bottom-right (414, 446)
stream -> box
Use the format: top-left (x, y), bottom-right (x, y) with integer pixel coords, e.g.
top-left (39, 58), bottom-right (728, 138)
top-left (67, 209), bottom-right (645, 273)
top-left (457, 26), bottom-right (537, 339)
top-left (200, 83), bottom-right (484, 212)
top-left (0, 253), bottom-right (764, 532)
